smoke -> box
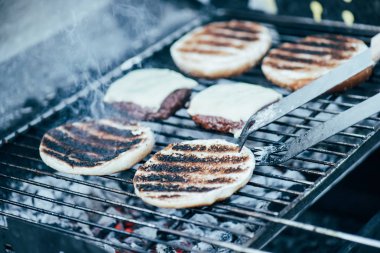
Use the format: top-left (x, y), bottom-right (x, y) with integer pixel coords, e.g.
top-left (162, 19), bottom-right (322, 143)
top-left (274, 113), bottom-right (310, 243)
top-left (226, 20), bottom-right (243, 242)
top-left (0, 0), bottom-right (197, 137)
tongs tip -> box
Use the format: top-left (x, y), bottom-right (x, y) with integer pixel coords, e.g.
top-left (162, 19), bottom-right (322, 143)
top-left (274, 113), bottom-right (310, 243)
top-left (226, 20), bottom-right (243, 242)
top-left (236, 128), bottom-right (248, 152)
top-left (237, 133), bottom-right (248, 152)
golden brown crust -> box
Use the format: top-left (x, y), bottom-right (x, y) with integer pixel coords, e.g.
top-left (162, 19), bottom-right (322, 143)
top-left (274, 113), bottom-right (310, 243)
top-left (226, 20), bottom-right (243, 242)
top-left (171, 20), bottom-right (271, 79)
top-left (178, 59), bottom-right (260, 79)
top-left (262, 34), bottom-right (372, 92)
top-left (133, 139), bottom-right (255, 208)
top-left (263, 66), bottom-right (373, 92)
top-left (329, 66), bottom-right (373, 92)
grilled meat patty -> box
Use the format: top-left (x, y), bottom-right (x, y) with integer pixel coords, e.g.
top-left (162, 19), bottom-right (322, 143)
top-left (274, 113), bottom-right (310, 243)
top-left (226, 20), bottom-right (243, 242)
top-left (262, 34), bottom-right (372, 91)
top-left (170, 20), bottom-right (272, 79)
top-left (133, 139), bottom-right (255, 208)
top-left (103, 69), bottom-right (198, 120)
top-left (39, 119), bottom-right (154, 175)
top-left (187, 83), bottom-right (282, 136)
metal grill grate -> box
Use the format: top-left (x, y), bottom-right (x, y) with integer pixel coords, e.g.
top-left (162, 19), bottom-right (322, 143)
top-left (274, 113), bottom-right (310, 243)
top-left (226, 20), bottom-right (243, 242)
top-left (1, 8), bottom-right (380, 253)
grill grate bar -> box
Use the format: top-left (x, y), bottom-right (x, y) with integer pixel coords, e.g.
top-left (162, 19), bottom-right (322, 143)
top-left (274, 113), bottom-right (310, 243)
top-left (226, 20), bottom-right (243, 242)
top-left (344, 93), bottom-right (372, 100)
top-left (285, 113), bottom-right (374, 130)
top-left (253, 170), bottom-right (314, 185)
top-left (0, 141), bottom-right (317, 189)
top-left (303, 106), bottom-right (380, 121)
top-left (0, 161), bottom-right (136, 197)
top-left (0, 8), bottom-right (380, 252)
top-left (217, 204), bottom-right (380, 249)
top-left (0, 211), bottom-right (147, 253)
top-left (0, 172), bottom-right (255, 240)
top-left (273, 164), bottom-right (326, 176)
top-left (8, 142), bottom-right (39, 150)
top-left (289, 156), bottom-right (336, 166)
top-left (165, 113), bottom-right (368, 148)
top-left (0, 187), bottom-right (198, 252)
top-left (0, 149), bottom-right (302, 207)
top-left (273, 121), bottom-right (368, 139)
top-left (317, 99), bottom-right (366, 108)
top-left (222, 202), bottom-right (280, 216)
top-left (170, 114), bottom-right (367, 146)
top-left (0, 158), bottom-right (291, 209)
top-left (21, 133), bottom-right (41, 141)
top-left (305, 147), bottom-right (347, 157)
top-left (0, 159), bottom-right (280, 220)
top-left (246, 182), bottom-right (302, 195)
top-left (0, 204), bottom-right (262, 253)
top-left (235, 192), bottom-right (290, 206)
top-left (22, 112), bottom-right (367, 156)
top-left (195, 209), bottom-right (267, 226)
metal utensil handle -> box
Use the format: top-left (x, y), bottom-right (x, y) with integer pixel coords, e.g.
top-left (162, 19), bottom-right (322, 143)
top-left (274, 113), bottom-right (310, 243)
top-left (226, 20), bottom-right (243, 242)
top-left (279, 92), bottom-right (380, 163)
top-left (371, 33), bottom-right (380, 62)
top-left (239, 32), bottom-right (380, 150)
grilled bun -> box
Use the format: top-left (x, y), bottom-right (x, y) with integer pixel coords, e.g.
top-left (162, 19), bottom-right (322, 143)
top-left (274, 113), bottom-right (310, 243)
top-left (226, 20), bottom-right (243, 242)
top-left (262, 34), bottom-right (372, 91)
top-left (134, 139), bottom-right (255, 209)
top-left (171, 20), bottom-right (272, 79)
top-left (39, 119), bottom-right (154, 175)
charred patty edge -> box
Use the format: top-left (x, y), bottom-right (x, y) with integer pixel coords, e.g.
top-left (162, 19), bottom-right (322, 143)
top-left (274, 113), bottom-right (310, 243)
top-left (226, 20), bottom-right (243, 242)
top-left (106, 88), bottom-right (192, 120)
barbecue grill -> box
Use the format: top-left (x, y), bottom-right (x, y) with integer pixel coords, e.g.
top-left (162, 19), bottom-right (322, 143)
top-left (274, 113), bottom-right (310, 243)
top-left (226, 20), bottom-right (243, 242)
top-left (1, 4), bottom-right (380, 253)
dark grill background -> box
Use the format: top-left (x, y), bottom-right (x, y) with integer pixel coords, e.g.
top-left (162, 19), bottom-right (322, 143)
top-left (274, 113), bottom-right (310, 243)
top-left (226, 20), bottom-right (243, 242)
top-left (0, 7), bottom-right (380, 253)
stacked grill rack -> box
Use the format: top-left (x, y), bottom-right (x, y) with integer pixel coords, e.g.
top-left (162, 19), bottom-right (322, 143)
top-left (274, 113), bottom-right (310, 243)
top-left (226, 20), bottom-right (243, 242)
top-left (1, 8), bottom-right (380, 253)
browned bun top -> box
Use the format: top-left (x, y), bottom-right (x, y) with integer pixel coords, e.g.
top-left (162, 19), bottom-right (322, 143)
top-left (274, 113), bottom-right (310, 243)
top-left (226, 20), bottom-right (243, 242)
top-left (40, 119), bottom-right (146, 168)
top-left (262, 34), bottom-right (369, 90)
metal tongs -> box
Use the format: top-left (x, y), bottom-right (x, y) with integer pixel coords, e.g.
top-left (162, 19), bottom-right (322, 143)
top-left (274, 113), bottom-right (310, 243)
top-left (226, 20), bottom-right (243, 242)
top-left (238, 33), bottom-right (380, 165)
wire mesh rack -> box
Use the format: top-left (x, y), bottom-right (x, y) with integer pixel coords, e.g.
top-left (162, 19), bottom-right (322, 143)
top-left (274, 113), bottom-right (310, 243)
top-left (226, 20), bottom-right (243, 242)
top-left (0, 8), bottom-right (380, 253)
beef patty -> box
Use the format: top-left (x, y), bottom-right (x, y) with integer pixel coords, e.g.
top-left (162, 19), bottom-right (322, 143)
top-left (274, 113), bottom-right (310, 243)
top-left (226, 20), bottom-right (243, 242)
top-left (103, 68), bottom-right (198, 120)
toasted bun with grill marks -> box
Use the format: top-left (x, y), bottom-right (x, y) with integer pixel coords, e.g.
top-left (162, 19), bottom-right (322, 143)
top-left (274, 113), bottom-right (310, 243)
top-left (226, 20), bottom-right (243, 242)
top-left (171, 20), bottom-right (272, 79)
top-left (133, 139), bottom-right (255, 208)
top-left (39, 119), bottom-right (154, 175)
top-left (262, 34), bottom-right (372, 91)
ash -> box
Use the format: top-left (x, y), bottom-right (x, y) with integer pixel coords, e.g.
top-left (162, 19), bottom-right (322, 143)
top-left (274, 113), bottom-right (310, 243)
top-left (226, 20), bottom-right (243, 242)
top-left (1, 166), bottom-right (304, 252)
